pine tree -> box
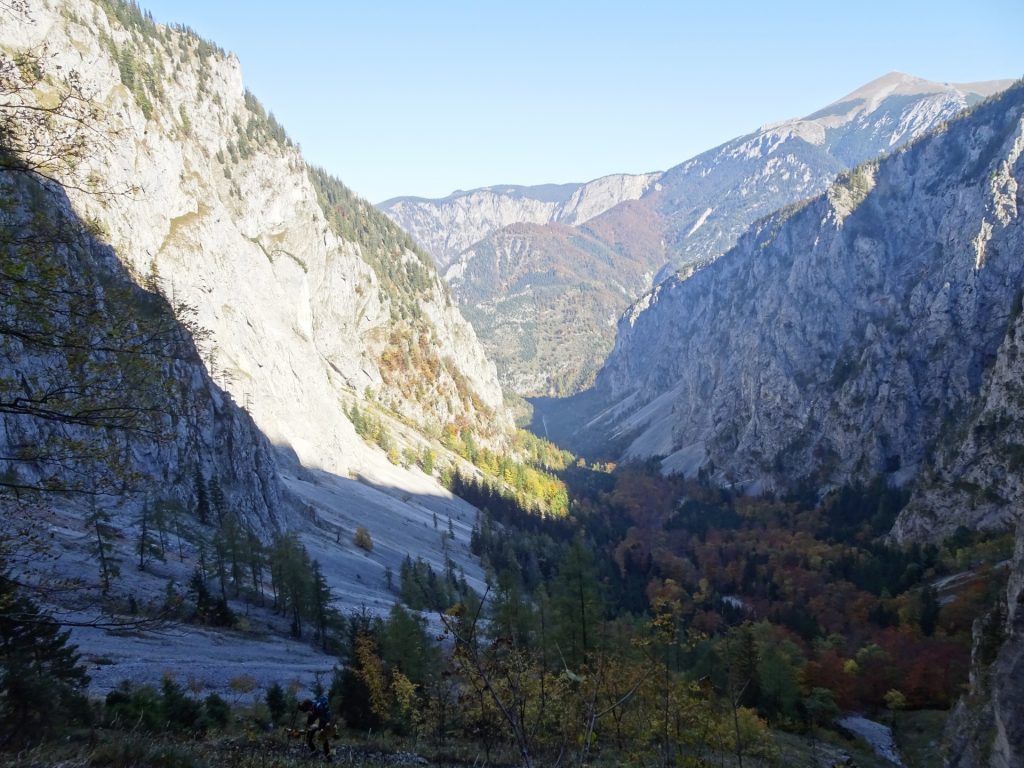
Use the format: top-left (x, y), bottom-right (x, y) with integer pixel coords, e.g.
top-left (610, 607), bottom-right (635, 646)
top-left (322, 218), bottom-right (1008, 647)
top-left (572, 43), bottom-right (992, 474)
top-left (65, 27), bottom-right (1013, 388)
top-left (550, 535), bottom-right (603, 667)
top-left (136, 497), bottom-right (164, 571)
top-left (85, 500), bottom-right (120, 593)
top-left (246, 530), bottom-right (265, 605)
top-left (268, 532), bottom-right (312, 638)
top-left (151, 497), bottom-right (172, 560)
top-left (0, 570), bottom-right (90, 747)
top-left (208, 477), bottom-right (227, 525)
top-left (266, 682), bottom-right (287, 726)
top-left (919, 584), bottom-right (940, 637)
top-left (311, 560), bottom-right (335, 651)
top-left (488, 568), bottom-right (535, 648)
top-left (212, 527), bottom-right (230, 602)
top-left (194, 468), bottom-right (211, 524)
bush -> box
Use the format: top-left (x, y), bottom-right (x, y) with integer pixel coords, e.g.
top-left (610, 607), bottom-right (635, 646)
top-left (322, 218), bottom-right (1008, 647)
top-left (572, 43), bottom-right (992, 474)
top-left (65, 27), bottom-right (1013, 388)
top-left (104, 683), bottom-right (164, 731)
top-left (160, 677), bottom-right (204, 734)
top-left (204, 693), bottom-right (230, 729)
top-left (354, 527), bottom-right (373, 552)
top-left (265, 682), bottom-right (287, 726)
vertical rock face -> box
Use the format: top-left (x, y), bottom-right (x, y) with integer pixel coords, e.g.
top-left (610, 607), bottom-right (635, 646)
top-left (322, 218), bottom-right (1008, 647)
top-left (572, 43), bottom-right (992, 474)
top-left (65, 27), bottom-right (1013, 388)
top-left (0, 171), bottom-right (282, 530)
top-left (1, 0), bottom-right (510, 497)
top-left (383, 73), bottom-right (1013, 397)
top-left (590, 83), bottom-right (1024, 508)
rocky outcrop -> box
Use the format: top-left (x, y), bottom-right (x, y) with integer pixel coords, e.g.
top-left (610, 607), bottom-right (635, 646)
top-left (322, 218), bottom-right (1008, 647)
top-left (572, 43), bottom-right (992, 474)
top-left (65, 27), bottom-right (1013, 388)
top-left (1, 0), bottom-right (510, 495)
top-left (583, 83), bottom-right (1024, 510)
top-left (388, 73), bottom-right (1013, 397)
top-left (379, 173), bottom-right (659, 269)
top-left (0, 171), bottom-right (281, 529)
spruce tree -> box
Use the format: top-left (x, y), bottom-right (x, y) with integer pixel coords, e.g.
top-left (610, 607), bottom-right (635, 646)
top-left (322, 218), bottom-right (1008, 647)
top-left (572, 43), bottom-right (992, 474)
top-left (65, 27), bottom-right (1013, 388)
top-left (0, 570), bottom-right (89, 747)
top-left (136, 497), bottom-right (164, 571)
top-left (85, 500), bottom-right (120, 593)
top-left (550, 535), bottom-right (603, 667)
top-left (208, 477), bottom-right (227, 525)
top-left (194, 468), bottom-right (211, 524)
top-left (311, 560), bottom-right (335, 651)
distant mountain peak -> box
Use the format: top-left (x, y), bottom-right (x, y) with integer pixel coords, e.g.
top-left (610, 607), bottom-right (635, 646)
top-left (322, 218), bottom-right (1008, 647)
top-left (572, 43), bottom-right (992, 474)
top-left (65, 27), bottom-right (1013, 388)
top-left (811, 71), bottom-right (1015, 120)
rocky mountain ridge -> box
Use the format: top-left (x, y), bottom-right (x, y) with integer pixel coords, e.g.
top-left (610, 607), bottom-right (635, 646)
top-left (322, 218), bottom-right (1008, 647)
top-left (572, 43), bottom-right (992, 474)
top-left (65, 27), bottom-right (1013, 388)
top-left (577, 83), bottom-right (1024, 526)
top-left (386, 73), bottom-right (1014, 397)
top-left (3, 0), bottom-right (510, 478)
top-left (379, 172), bottom-right (659, 269)
top-left (558, 85), bottom-right (1024, 765)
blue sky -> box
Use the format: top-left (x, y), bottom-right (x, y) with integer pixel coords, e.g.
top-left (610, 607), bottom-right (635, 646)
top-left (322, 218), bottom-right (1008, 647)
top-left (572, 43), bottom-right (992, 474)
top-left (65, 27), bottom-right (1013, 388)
top-left (141, 1), bottom-right (1022, 203)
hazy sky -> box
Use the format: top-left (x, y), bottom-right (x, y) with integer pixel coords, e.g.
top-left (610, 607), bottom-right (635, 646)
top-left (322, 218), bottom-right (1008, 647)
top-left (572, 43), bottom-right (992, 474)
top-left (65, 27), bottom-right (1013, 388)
top-left (140, 1), bottom-right (1022, 203)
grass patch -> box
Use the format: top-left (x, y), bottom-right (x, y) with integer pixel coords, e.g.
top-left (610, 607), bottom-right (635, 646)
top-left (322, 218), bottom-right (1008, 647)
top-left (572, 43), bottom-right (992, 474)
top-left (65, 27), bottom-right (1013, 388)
top-left (772, 728), bottom-right (893, 768)
top-left (893, 710), bottom-right (947, 768)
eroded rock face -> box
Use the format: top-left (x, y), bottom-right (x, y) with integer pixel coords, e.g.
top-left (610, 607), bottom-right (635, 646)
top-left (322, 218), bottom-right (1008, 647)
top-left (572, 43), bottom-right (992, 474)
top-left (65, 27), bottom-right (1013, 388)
top-left (582, 85), bottom-right (1024, 766)
top-left (590, 84), bottom-right (1024, 509)
top-left (382, 73), bottom-right (1013, 397)
top-left (1, 0), bottom-right (510, 493)
top-left (379, 174), bottom-right (660, 269)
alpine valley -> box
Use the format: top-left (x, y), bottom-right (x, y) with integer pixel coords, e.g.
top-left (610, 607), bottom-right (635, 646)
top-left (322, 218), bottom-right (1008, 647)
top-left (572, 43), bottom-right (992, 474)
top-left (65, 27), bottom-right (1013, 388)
top-left (1, 2), bottom-right (1023, 768)
top-left (383, 73), bottom-right (1013, 396)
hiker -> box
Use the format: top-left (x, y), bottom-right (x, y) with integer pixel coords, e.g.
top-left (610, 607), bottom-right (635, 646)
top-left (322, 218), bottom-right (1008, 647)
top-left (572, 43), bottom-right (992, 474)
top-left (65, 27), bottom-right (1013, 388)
top-left (298, 695), bottom-right (333, 760)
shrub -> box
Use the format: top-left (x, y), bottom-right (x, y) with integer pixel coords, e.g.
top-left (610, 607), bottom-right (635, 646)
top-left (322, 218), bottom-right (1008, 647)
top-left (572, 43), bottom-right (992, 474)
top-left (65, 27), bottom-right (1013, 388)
top-left (204, 693), bottom-right (230, 729)
top-left (354, 527), bottom-right (373, 552)
top-left (265, 682), bottom-right (287, 726)
top-left (160, 677), bottom-right (204, 734)
top-left (104, 683), bottom-right (163, 731)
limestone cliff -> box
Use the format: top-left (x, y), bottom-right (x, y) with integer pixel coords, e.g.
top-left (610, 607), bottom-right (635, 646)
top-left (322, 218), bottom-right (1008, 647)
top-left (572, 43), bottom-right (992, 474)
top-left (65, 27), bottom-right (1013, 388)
top-left (387, 73), bottom-right (1012, 397)
top-left (0, 169), bottom-right (282, 531)
top-left (0, 0), bottom-right (512, 656)
top-left (1, 0), bottom-right (510, 492)
top-left (584, 83), bottom-right (1024, 510)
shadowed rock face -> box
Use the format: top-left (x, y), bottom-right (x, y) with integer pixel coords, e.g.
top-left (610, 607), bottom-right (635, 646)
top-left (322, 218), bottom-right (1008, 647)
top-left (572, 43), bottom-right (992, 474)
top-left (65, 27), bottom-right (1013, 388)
top-left (1, 0), bottom-right (511, 490)
top-left (382, 74), bottom-right (1014, 397)
top-left (0, 0), bottom-right (508, 658)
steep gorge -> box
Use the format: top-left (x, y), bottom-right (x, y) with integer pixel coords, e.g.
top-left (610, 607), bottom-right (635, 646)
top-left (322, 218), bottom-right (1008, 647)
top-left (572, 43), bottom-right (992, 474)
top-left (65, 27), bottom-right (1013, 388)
top-left (385, 74), bottom-right (1012, 397)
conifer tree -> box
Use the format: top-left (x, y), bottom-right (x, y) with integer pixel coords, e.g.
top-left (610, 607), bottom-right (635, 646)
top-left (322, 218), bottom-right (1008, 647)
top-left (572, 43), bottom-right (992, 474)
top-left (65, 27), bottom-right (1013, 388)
top-left (311, 559), bottom-right (335, 651)
top-left (266, 682), bottom-right (287, 726)
top-left (550, 535), bottom-right (603, 667)
top-left (208, 478), bottom-right (227, 525)
top-left (246, 529), bottom-right (265, 604)
top-left (0, 569), bottom-right (89, 746)
top-left (136, 497), bottom-right (164, 571)
top-left (193, 468), bottom-right (210, 524)
top-left (85, 500), bottom-right (120, 594)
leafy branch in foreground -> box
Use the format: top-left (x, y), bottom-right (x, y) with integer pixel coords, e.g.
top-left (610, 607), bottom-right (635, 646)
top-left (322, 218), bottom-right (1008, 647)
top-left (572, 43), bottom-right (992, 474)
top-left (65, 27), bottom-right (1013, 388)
top-left (0, 180), bottom-right (208, 496)
top-left (0, 38), bottom-right (126, 196)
